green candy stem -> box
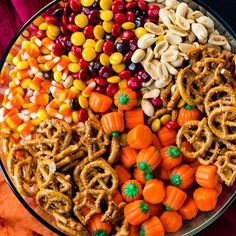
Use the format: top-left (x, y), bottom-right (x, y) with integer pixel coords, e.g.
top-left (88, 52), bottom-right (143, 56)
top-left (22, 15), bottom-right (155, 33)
top-left (144, 172), bottom-right (154, 181)
top-left (124, 183), bottom-right (139, 198)
top-left (170, 174), bottom-right (182, 187)
top-left (118, 94), bottom-right (129, 105)
top-left (110, 131), bottom-right (119, 137)
top-left (184, 104), bottom-right (195, 110)
top-left (165, 205), bottom-right (173, 211)
top-left (93, 230), bottom-right (107, 236)
top-left (140, 202), bottom-right (149, 214)
top-left (138, 162), bottom-right (150, 172)
top-left (140, 226), bottom-right (145, 236)
top-left (167, 146), bottom-right (180, 158)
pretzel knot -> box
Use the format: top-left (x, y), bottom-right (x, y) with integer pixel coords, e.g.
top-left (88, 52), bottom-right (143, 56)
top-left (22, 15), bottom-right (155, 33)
top-left (208, 106), bottom-right (236, 140)
top-left (36, 189), bottom-right (72, 215)
top-left (215, 151), bottom-right (236, 186)
top-left (177, 118), bottom-right (213, 159)
top-left (204, 85), bottom-right (236, 116)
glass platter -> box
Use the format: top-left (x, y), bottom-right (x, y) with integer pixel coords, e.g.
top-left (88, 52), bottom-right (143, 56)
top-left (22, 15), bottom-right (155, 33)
top-left (0, 0), bottom-right (235, 235)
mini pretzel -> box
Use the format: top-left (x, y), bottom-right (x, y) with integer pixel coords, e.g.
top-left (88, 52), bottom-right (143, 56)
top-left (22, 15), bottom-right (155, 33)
top-left (107, 137), bottom-right (120, 165)
top-left (80, 159), bottom-right (118, 195)
top-left (215, 151), bottom-right (236, 186)
top-left (160, 81), bottom-right (174, 108)
top-left (53, 212), bottom-right (88, 236)
top-left (36, 189), bottom-right (72, 214)
top-left (176, 118), bottom-right (213, 159)
top-left (177, 67), bottom-right (202, 106)
top-left (147, 108), bottom-right (178, 124)
top-left (113, 219), bottom-right (129, 236)
top-left (36, 159), bottom-right (56, 189)
top-left (167, 86), bottom-right (181, 111)
top-left (14, 157), bottom-right (38, 197)
top-left (208, 106), bottom-right (236, 140)
top-left (204, 85), bottom-right (236, 116)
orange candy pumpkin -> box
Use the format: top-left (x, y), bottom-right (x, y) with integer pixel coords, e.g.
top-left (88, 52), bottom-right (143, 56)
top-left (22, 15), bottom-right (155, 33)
top-left (89, 92), bottom-right (112, 113)
top-left (115, 165), bottom-right (131, 186)
top-left (157, 126), bottom-right (177, 147)
top-left (124, 200), bottom-right (150, 225)
top-left (136, 146), bottom-right (161, 172)
top-left (101, 112), bottom-right (124, 137)
top-left (120, 146), bottom-right (137, 169)
top-left (125, 108), bottom-right (144, 129)
top-left (140, 216), bottom-right (165, 236)
top-left (177, 104), bottom-right (201, 127)
top-left (127, 124), bottom-right (153, 149)
top-left (121, 179), bottom-right (142, 203)
top-left (133, 168), bottom-right (154, 185)
top-left (160, 211), bottom-right (182, 233)
top-left (179, 198), bottom-right (198, 220)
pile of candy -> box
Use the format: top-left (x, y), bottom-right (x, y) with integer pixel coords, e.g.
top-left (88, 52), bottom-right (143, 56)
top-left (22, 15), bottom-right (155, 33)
top-left (1, 0), bottom-right (236, 235)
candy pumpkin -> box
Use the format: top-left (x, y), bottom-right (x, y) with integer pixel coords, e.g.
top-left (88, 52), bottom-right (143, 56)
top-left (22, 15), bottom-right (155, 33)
top-left (193, 187), bottom-right (217, 211)
top-left (115, 165), bottom-right (131, 186)
top-left (114, 88), bottom-right (137, 111)
top-left (127, 124), bottom-right (153, 149)
top-left (133, 168), bottom-right (154, 185)
top-left (177, 104), bottom-right (201, 127)
top-left (125, 108), bottom-right (144, 129)
top-left (136, 146), bottom-right (161, 172)
top-left (160, 211), bottom-right (182, 233)
top-left (160, 146), bottom-right (182, 169)
top-left (120, 146), bottom-right (137, 169)
top-left (149, 204), bottom-right (164, 217)
top-left (101, 112), bottom-right (124, 137)
top-left (122, 179), bottom-right (142, 203)
top-left (157, 126), bottom-right (177, 147)
top-left (155, 167), bottom-right (172, 181)
top-left (170, 164), bottom-right (194, 189)
top-left (89, 92), bottom-right (112, 113)
top-left (179, 198), bottom-right (198, 220)
top-left (163, 185), bottom-right (187, 211)
top-left (140, 216), bottom-right (165, 236)
top-left (124, 200), bottom-right (150, 225)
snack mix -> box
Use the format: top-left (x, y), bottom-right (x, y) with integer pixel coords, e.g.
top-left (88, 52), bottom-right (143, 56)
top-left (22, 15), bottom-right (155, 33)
top-left (0, 0), bottom-right (236, 235)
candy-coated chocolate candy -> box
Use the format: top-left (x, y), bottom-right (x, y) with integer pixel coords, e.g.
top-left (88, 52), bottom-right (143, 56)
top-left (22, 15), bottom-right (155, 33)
top-left (135, 27), bottom-right (147, 38)
top-left (89, 60), bottom-right (101, 74)
top-left (77, 68), bottom-right (90, 81)
top-left (88, 9), bottom-right (100, 23)
top-left (69, 12), bottom-right (77, 23)
top-left (94, 25), bottom-right (105, 39)
top-left (94, 77), bottom-right (108, 87)
top-left (74, 13), bottom-right (89, 28)
top-left (67, 23), bottom-right (79, 32)
top-left (148, 5), bottom-right (160, 18)
top-left (125, 1), bottom-right (137, 10)
top-left (135, 69), bottom-right (150, 82)
top-left (103, 40), bottom-right (115, 55)
top-left (116, 40), bottom-right (130, 54)
top-left (112, 0), bottom-right (125, 13)
top-left (69, 0), bottom-right (81, 12)
top-left (71, 45), bottom-right (82, 57)
top-left (111, 23), bottom-right (122, 37)
top-left (129, 38), bottom-right (138, 52)
top-left (99, 53), bottom-right (110, 66)
top-left (120, 30), bottom-right (134, 41)
top-left (127, 62), bottom-right (142, 73)
top-left (82, 47), bottom-right (96, 61)
top-left (81, 0), bottom-right (95, 7)
top-left (137, 0), bottom-right (148, 10)
top-left (103, 21), bottom-right (113, 33)
top-left (109, 52), bottom-right (123, 65)
top-left (71, 32), bottom-right (85, 46)
top-left (119, 70), bottom-right (132, 79)
top-left (83, 25), bottom-right (94, 39)
top-left (44, 16), bottom-right (57, 24)
top-left (78, 108), bottom-right (88, 122)
top-left (52, 42), bottom-right (64, 56)
top-left (150, 97), bottom-right (162, 108)
top-left (165, 121), bottom-right (180, 130)
top-left (60, 25), bottom-right (70, 36)
top-left (112, 63), bottom-right (125, 73)
top-left (95, 39), bottom-right (105, 52)
top-left (122, 22), bottom-right (135, 30)
top-left (100, 10), bottom-right (113, 21)
top-left (134, 17), bottom-right (144, 28)
top-left (95, 86), bottom-right (106, 93)
top-left (100, 0), bottom-right (112, 10)
top-left (127, 76), bottom-right (141, 90)
top-left (99, 66), bottom-right (113, 78)
top-left (126, 11), bottom-right (135, 22)
top-left (114, 13), bottom-right (127, 24)
top-left (123, 51), bottom-right (133, 64)
top-left (71, 97), bottom-right (80, 110)
top-left (106, 83), bottom-right (119, 97)
top-left (78, 58), bottom-right (89, 68)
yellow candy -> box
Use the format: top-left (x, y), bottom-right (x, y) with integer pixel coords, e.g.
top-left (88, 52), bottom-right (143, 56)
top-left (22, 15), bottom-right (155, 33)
top-left (135, 27), bottom-right (148, 38)
top-left (112, 63), bottom-right (125, 73)
top-left (38, 22), bottom-right (48, 30)
top-left (100, 53), bottom-right (110, 66)
top-left (72, 111), bottom-right (79, 123)
top-left (118, 79), bottom-right (128, 89)
top-left (156, 35), bottom-right (165, 44)
top-left (122, 22), bottom-right (136, 30)
top-left (95, 39), bottom-right (105, 52)
top-left (40, 46), bottom-right (51, 55)
top-left (54, 71), bottom-right (62, 82)
top-left (32, 118), bottom-right (42, 126)
top-left (6, 54), bottom-right (14, 64)
top-left (82, 48), bottom-right (96, 61)
top-left (109, 52), bottom-right (123, 65)
top-left (100, 0), bottom-right (112, 10)
top-left (33, 16), bottom-right (44, 27)
top-left (21, 78), bottom-right (31, 88)
top-left (68, 63), bottom-right (81, 73)
top-left (81, 0), bottom-right (95, 7)
top-left (83, 39), bottom-right (96, 48)
top-left (47, 24), bottom-right (60, 37)
top-left (78, 95), bottom-right (89, 109)
top-left (46, 31), bottom-right (57, 40)
top-left (160, 114), bottom-right (171, 125)
top-left (100, 10), bottom-right (113, 21)
top-left (103, 21), bottom-right (113, 33)
top-left (9, 81), bottom-right (17, 88)
top-left (68, 51), bottom-right (78, 63)
top-left (71, 32), bottom-right (85, 46)
top-left (13, 55), bottom-right (21, 66)
top-left (74, 79), bottom-right (86, 90)
top-left (94, 25), bottom-right (105, 39)
top-left (107, 75), bottom-right (121, 83)
top-left (74, 14), bottom-right (89, 28)
top-left (17, 61), bottom-right (29, 70)
top-left (151, 119), bottom-right (161, 132)
top-left (37, 108), bottom-right (48, 120)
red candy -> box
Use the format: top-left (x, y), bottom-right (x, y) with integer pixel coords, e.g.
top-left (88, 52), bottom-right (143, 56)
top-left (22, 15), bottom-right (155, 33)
top-left (129, 38), bottom-right (138, 52)
top-left (123, 51), bottom-right (133, 64)
top-left (62, 14), bottom-right (69, 25)
top-left (120, 30), bottom-right (134, 41)
top-left (77, 69), bottom-right (89, 81)
top-left (137, 0), bottom-right (148, 10)
top-left (148, 5), bottom-right (160, 18)
top-left (88, 10), bottom-right (100, 24)
top-left (165, 121), bottom-right (180, 130)
top-left (66, 24), bottom-right (79, 32)
top-left (94, 77), bottom-right (108, 87)
top-left (103, 41), bottom-right (115, 55)
top-left (119, 70), bottom-right (132, 79)
top-left (106, 84), bottom-right (119, 97)
top-left (127, 76), bottom-right (141, 90)
top-left (44, 16), bottom-right (57, 24)
top-left (78, 58), bottom-right (89, 68)
top-left (71, 45), bottom-right (82, 57)
top-left (126, 11), bottom-right (135, 22)
top-left (69, 12), bottom-right (77, 23)
top-left (52, 42), bottom-right (64, 56)
top-left (114, 13), bottom-right (127, 24)
top-left (83, 25), bottom-right (94, 39)
top-left (125, 2), bottom-right (137, 10)
top-left (151, 97), bottom-right (162, 108)
top-left (35, 30), bottom-right (47, 39)
top-left (78, 108), bottom-right (88, 122)
top-left (111, 23), bottom-right (122, 37)
top-left (112, 0), bottom-right (125, 13)
top-left (69, 0), bottom-right (81, 12)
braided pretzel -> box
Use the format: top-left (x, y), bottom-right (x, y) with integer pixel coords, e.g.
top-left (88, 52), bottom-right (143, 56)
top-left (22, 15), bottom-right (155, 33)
top-left (204, 85), bottom-right (236, 116)
top-left (208, 106), bottom-right (236, 140)
top-left (177, 118), bottom-right (213, 159)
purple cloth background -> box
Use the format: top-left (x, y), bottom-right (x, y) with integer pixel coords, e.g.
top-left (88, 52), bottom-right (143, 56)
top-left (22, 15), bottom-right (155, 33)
top-left (0, 0), bottom-right (235, 235)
